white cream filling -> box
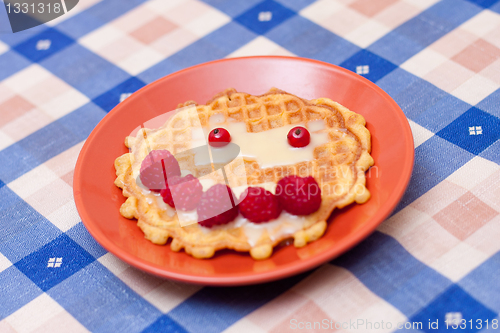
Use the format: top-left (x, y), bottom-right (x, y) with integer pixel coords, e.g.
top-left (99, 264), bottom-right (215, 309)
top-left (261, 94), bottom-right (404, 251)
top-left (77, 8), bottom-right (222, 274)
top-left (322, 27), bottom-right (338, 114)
top-left (200, 211), bottom-right (307, 247)
top-left (142, 181), bottom-right (310, 246)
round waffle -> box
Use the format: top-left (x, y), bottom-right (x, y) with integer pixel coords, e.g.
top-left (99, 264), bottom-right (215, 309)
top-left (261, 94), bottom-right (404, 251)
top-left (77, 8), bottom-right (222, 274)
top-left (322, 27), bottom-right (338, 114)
top-left (114, 88), bottom-right (374, 260)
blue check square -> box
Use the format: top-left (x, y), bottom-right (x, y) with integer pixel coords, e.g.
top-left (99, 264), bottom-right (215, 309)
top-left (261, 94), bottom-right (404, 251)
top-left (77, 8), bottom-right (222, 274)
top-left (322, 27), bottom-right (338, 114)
top-left (93, 77), bottom-right (146, 112)
top-left (395, 136), bottom-right (475, 211)
top-left (58, 102), bottom-right (106, 142)
top-left (465, 0), bottom-right (500, 8)
top-left (491, 1), bottom-right (500, 13)
top-left (273, 0), bottom-right (316, 11)
top-left (334, 232), bottom-right (452, 318)
top-left (376, 68), bottom-right (421, 99)
top-left (0, 186), bottom-right (61, 263)
top-left (0, 266), bottom-right (42, 319)
top-left (437, 107), bottom-right (500, 155)
top-left (235, 0), bottom-right (296, 35)
top-left (392, 77), bottom-right (448, 121)
top-left (139, 22), bottom-right (257, 83)
top-left (169, 272), bottom-right (308, 332)
top-left (0, 144), bottom-right (39, 185)
top-left (0, 50), bottom-right (32, 81)
top-left (479, 140), bottom-right (500, 165)
top-left (369, 31), bottom-right (423, 66)
top-left (142, 315), bottom-right (188, 333)
top-left (18, 121), bottom-right (81, 165)
top-left (460, 252), bottom-right (500, 314)
top-left (40, 43), bottom-right (131, 99)
top-left (55, 0), bottom-right (148, 39)
top-left (413, 95), bottom-right (471, 133)
top-left (423, 0), bottom-right (481, 28)
top-left (340, 49), bottom-right (397, 83)
top-left (200, 0), bottom-right (265, 17)
top-left (0, 24), bottom-right (45, 46)
top-left (398, 16), bottom-right (451, 48)
top-left (13, 28), bottom-right (74, 63)
top-left (0, 103), bottom-right (105, 185)
top-left (15, 234), bottom-right (95, 292)
top-left (66, 223), bottom-right (107, 259)
top-left (48, 261), bottom-right (162, 333)
top-left (266, 16), bottom-right (359, 64)
top-left (369, 0), bottom-right (481, 65)
top-left (398, 0), bottom-right (480, 47)
top-left (476, 88), bottom-right (500, 118)
top-left (394, 162), bottom-right (443, 213)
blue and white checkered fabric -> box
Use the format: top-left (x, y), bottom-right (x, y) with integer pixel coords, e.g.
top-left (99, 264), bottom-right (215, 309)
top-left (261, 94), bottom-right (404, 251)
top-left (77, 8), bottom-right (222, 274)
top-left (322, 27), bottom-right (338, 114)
top-left (1, 0), bottom-right (500, 332)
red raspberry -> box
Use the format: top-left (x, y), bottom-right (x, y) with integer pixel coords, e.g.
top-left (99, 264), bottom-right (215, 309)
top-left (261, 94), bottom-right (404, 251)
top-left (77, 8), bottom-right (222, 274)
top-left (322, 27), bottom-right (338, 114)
top-left (139, 150), bottom-right (181, 192)
top-left (160, 174), bottom-right (203, 211)
top-left (276, 175), bottom-right (322, 215)
top-left (197, 184), bottom-right (238, 228)
top-left (238, 187), bottom-right (282, 223)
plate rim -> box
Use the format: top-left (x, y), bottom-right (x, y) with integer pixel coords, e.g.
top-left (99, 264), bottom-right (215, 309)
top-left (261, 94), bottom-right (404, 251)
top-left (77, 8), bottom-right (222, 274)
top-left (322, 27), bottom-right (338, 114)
top-left (74, 55), bottom-right (414, 286)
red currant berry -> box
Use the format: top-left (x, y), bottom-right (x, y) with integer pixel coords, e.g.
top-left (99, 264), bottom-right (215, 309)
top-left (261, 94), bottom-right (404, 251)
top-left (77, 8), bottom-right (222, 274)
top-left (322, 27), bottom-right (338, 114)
top-left (208, 128), bottom-right (231, 147)
top-left (287, 126), bottom-right (310, 148)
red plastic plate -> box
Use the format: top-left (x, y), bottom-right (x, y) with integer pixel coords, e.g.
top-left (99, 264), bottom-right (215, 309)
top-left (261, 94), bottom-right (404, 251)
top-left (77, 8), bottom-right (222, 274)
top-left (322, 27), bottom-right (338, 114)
top-left (74, 56), bottom-right (414, 286)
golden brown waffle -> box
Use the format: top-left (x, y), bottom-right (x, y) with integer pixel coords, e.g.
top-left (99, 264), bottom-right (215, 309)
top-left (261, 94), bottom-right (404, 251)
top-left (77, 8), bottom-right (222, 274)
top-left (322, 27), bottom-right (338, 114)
top-left (114, 88), bottom-right (374, 260)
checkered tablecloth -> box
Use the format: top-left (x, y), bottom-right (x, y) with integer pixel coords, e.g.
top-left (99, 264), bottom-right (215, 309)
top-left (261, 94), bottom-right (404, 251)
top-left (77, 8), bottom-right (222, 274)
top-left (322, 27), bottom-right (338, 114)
top-left (1, 0), bottom-right (500, 332)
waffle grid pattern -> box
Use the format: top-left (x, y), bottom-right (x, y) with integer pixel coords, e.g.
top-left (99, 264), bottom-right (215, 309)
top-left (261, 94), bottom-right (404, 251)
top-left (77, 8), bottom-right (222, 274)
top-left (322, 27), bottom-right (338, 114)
top-left (116, 89), bottom-right (371, 259)
top-left (1, 0), bottom-right (500, 332)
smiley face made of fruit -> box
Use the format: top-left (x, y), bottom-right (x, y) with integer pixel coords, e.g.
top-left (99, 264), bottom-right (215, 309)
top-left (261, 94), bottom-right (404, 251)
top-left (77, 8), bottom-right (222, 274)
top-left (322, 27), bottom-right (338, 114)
top-left (114, 88), bottom-right (374, 260)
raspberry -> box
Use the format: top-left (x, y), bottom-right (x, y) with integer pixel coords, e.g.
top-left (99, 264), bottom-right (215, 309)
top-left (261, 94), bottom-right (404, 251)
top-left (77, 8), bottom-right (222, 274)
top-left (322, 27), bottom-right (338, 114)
top-left (197, 184), bottom-right (238, 228)
top-left (160, 174), bottom-right (203, 211)
top-left (139, 150), bottom-right (181, 192)
top-left (276, 175), bottom-right (322, 215)
top-left (238, 187), bottom-right (282, 223)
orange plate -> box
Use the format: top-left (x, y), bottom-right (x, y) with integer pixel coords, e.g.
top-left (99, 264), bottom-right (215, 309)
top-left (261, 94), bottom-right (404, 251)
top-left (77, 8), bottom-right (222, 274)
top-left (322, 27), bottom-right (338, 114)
top-left (74, 56), bottom-right (414, 286)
